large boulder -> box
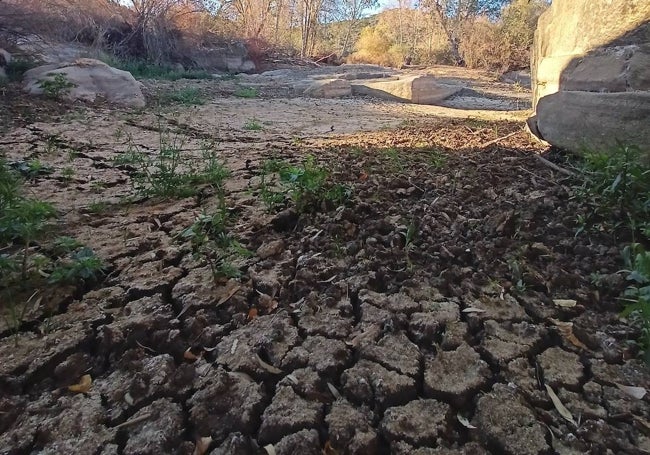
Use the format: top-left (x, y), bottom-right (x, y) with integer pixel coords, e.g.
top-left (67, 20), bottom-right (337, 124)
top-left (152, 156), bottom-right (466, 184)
top-left (24, 58), bottom-right (145, 108)
top-left (0, 49), bottom-right (10, 79)
top-left (296, 78), bottom-right (352, 98)
top-left (351, 75), bottom-right (462, 105)
top-left (529, 0), bottom-right (650, 155)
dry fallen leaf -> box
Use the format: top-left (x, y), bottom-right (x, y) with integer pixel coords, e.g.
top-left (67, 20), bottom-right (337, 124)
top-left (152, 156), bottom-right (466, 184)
top-left (68, 374), bottom-right (92, 393)
top-left (550, 318), bottom-right (588, 350)
top-left (615, 383), bottom-right (647, 400)
top-left (327, 382), bottom-right (342, 400)
top-left (217, 283), bottom-right (241, 306)
top-left (255, 353), bottom-right (283, 374)
top-left (323, 440), bottom-right (340, 455)
top-left (462, 307), bottom-right (486, 314)
top-left (545, 384), bottom-right (576, 426)
top-left (263, 444), bottom-right (276, 455)
top-left (184, 347), bottom-right (202, 362)
top-left (457, 414), bottom-right (476, 429)
top-left (192, 436), bottom-right (212, 455)
top-left (247, 308), bottom-right (259, 320)
top-left (257, 293), bottom-right (278, 312)
top-left (553, 299), bottom-right (577, 308)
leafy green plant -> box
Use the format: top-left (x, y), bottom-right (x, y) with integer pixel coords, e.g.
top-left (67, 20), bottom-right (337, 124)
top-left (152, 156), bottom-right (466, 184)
top-left (102, 58), bottom-right (212, 80)
top-left (573, 144), bottom-right (650, 239)
top-left (260, 156), bottom-right (351, 213)
top-left (234, 86), bottom-right (258, 98)
top-left (179, 210), bottom-right (250, 284)
top-left (61, 166), bottom-right (75, 182)
top-left (244, 119), bottom-right (263, 131)
top-left (38, 73), bottom-right (76, 99)
top-left (158, 87), bottom-right (205, 105)
top-left (118, 130), bottom-right (230, 199)
top-left (0, 160), bottom-right (104, 339)
top-left (620, 243), bottom-right (650, 359)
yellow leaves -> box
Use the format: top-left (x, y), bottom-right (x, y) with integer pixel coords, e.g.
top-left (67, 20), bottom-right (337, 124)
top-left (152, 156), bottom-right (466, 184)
top-left (68, 374), bottom-right (92, 393)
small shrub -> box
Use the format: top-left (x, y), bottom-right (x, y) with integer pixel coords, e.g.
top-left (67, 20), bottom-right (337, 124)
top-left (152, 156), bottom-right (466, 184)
top-left (105, 58), bottom-right (212, 81)
top-left (260, 156), bottom-right (351, 213)
top-left (38, 73), bottom-right (76, 99)
top-left (158, 87), bottom-right (205, 105)
top-left (234, 86), bottom-right (258, 98)
top-left (244, 119), bottom-right (263, 131)
top-left (621, 244), bottom-right (650, 360)
top-left (573, 144), bottom-right (650, 239)
top-left (117, 131), bottom-right (230, 199)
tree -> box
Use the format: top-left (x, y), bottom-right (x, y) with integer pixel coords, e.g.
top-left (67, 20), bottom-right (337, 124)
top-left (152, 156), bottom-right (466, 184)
top-left (419, 0), bottom-right (509, 64)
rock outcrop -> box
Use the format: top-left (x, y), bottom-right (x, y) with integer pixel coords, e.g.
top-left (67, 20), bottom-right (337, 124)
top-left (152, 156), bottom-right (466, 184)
top-left (0, 49), bottom-right (11, 79)
top-left (24, 58), bottom-right (145, 108)
top-left (528, 0), bottom-right (650, 155)
top-left (351, 75), bottom-right (462, 105)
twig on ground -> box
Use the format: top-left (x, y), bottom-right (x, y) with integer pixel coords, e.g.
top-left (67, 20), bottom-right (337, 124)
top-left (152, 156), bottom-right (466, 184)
top-left (534, 154), bottom-right (576, 177)
top-left (479, 130), bottom-right (520, 148)
top-left (113, 412), bottom-right (153, 430)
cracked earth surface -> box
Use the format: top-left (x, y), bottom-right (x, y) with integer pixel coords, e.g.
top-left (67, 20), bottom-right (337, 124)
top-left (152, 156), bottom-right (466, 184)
top-left (1, 66), bottom-right (649, 454)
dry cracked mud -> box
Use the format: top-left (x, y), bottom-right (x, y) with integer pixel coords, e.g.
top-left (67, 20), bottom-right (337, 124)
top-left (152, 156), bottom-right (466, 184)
top-left (1, 65), bottom-right (649, 455)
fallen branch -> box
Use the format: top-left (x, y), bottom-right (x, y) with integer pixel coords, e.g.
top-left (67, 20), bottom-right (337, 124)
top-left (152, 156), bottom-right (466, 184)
top-left (479, 130), bottom-right (520, 148)
top-left (534, 154), bottom-right (576, 177)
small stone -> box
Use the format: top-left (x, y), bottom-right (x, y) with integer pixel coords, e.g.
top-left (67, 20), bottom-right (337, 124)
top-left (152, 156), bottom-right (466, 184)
top-left (424, 343), bottom-right (490, 405)
top-left (380, 399), bottom-right (450, 446)
top-left (256, 240), bottom-right (285, 259)
top-left (341, 360), bottom-right (416, 409)
top-left (474, 384), bottom-right (549, 455)
top-left (359, 331), bottom-right (421, 377)
top-left (258, 386), bottom-right (324, 444)
top-left (326, 399), bottom-right (377, 454)
top-left (537, 347), bottom-right (583, 389)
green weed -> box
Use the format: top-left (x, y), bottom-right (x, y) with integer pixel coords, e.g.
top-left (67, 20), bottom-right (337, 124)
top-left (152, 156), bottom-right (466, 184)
top-left (620, 243), bottom-right (650, 360)
top-left (117, 130), bottom-right (230, 199)
top-left (158, 87), bottom-right (205, 105)
top-left (39, 73), bottom-right (76, 99)
top-left (234, 86), bottom-right (258, 98)
top-left (260, 155), bottom-right (351, 213)
top-left (104, 58), bottom-right (212, 80)
top-left (244, 119), bottom-right (263, 131)
top-left (573, 144), bottom-right (650, 239)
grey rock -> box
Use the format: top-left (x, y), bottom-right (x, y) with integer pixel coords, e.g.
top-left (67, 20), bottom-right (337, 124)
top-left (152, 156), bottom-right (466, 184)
top-left (24, 58), bottom-right (145, 107)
